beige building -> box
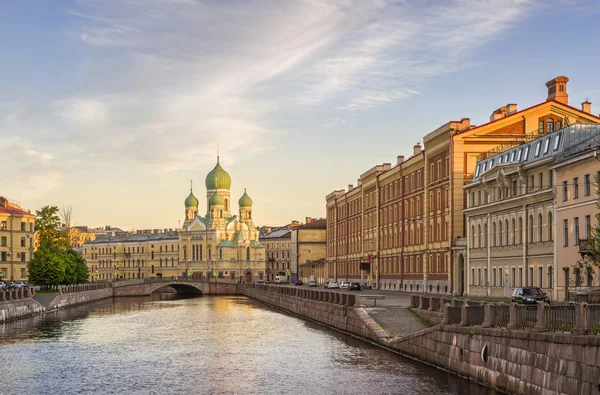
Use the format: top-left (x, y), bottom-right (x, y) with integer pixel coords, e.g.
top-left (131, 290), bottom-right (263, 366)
top-left (260, 226), bottom-right (292, 282)
top-left (292, 218), bottom-right (327, 284)
top-left (0, 197), bottom-right (35, 281)
top-left (552, 126), bottom-right (600, 300)
top-left (327, 76), bottom-right (600, 294)
top-left (464, 123), bottom-right (600, 299)
top-left (84, 155), bottom-right (266, 282)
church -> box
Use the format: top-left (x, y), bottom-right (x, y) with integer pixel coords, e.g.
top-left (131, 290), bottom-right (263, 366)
top-left (180, 155), bottom-right (266, 282)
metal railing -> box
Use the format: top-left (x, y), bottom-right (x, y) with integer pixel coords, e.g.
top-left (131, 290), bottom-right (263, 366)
top-left (445, 306), bottom-right (462, 325)
top-left (587, 305), bottom-right (600, 335)
top-left (466, 305), bottom-right (485, 326)
top-left (515, 305), bottom-right (537, 330)
top-left (546, 304), bottom-right (576, 332)
top-left (491, 304), bottom-right (509, 328)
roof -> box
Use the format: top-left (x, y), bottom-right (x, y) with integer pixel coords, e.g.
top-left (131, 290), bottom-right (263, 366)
top-left (85, 231), bottom-right (179, 245)
top-left (260, 226), bottom-right (291, 239)
top-left (296, 219), bottom-right (327, 229)
top-left (472, 123), bottom-right (600, 182)
top-left (0, 198), bottom-right (35, 217)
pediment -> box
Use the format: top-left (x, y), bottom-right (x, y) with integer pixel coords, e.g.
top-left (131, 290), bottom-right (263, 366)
top-left (187, 217), bottom-right (207, 231)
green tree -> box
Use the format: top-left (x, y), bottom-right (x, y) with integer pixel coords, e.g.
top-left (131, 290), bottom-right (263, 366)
top-left (575, 175), bottom-right (600, 288)
top-left (28, 245), bottom-right (67, 288)
top-left (66, 248), bottom-right (89, 284)
top-left (35, 206), bottom-right (69, 248)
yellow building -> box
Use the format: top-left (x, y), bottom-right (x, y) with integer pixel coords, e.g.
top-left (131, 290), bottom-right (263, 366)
top-left (260, 226), bottom-right (292, 282)
top-left (67, 226), bottom-right (126, 249)
top-left (83, 155), bottom-right (266, 282)
top-left (0, 197), bottom-right (35, 281)
top-left (292, 218), bottom-right (327, 284)
top-left (552, 126), bottom-right (600, 300)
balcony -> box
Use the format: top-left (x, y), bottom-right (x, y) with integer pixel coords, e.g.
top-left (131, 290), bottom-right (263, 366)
top-left (579, 239), bottom-right (592, 255)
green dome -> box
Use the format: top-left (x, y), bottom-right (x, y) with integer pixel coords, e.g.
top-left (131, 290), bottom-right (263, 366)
top-left (205, 157), bottom-right (231, 190)
top-left (238, 188), bottom-right (253, 207)
top-left (185, 190), bottom-right (199, 208)
top-left (209, 191), bottom-right (225, 206)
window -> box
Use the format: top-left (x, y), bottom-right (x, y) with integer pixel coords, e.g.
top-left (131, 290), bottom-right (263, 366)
top-left (547, 119), bottom-right (554, 134)
top-left (553, 134), bottom-right (561, 151)
top-left (0, 237), bottom-right (5, 246)
top-left (492, 222), bottom-right (496, 247)
top-left (548, 212), bottom-right (553, 241)
top-left (523, 146), bottom-right (529, 161)
top-left (528, 215), bottom-right (534, 243)
top-left (586, 215), bottom-right (591, 239)
top-left (585, 174), bottom-right (591, 196)
top-left (530, 175), bottom-right (535, 192)
top-left (562, 181), bottom-right (568, 201)
top-left (534, 142), bottom-right (541, 157)
top-left (549, 170), bottom-right (553, 187)
top-left (539, 173), bottom-right (543, 189)
top-left (538, 214), bottom-right (543, 242)
top-left (21, 222), bottom-right (25, 231)
top-left (446, 157), bottom-right (450, 176)
top-left (510, 151), bottom-right (515, 161)
top-left (563, 219), bottom-right (569, 247)
top-left (517, 149), bottom-right (522, 161)
top-left (574, 217), bottom-right (580, 245)
top-left (574, 177), bottom-right (579, 199)
top-left (539, 120), bottom-right (544, 132)
top-left (499, 221), bottom-right (503, 246)
top-left (557, 120), bottom-right (562, 130)
top-left (512, 180), bottom-right (518, 196)
top-left (511, 218), bottom-right (516, 244)
top-left (543, 138), bottom-right (550, 154)
top-left (21, 237), bottom-right (25, 247)
top-left (0, 221), bottom-right (6, 230)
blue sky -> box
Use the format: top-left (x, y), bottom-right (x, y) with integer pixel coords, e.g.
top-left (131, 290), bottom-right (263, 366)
top-left (2, 0), bottom-right (600, 230)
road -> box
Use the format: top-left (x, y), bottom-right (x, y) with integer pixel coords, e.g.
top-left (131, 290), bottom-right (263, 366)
top-left (275, 283), bottom-right (412, 307)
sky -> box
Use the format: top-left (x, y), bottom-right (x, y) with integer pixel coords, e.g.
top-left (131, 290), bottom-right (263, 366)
top-left (2, 0), bottom-right (600, 230)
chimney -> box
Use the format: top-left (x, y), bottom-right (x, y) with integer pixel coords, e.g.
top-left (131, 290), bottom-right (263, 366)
top-left (506, 103), bottom-right (518, 115)
top-left (546, 76), bottom-right (569, 105)
top-left (413, 143), bottom-right (422, 155)
top-left (490, 107), bottom-right (506, 122)
top-left (582, 101), bottom-right (592, 114)
top-left (347, 184), bottom-right (353, 192)
top-left (397, 155), bottom-right (404, 165)
top-left (0, 197), bottom-right (6, 207)
top-left (305, 217), bottom-right (312, 224)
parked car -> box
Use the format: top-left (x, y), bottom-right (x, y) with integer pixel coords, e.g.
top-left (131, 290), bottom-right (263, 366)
top-left (256, 280), bottom-right (265, 284)
top-left (511, 287), bottom-right (550, 304)
top-left (0, 282), bottom-right (7, 290)
top-left (340, 281), bottom-right (351, 290)
top-left (295, 279), bottom-right (303, 286)
top-left (308, 280), bottom-right (317, 287)
top-left (349, 282), bottom-right (362, 291)
top-left (3, 281), bottom-right (14, 289)
top-left (324, 281), bottom-right (331, 288)
top-left (11, 281), bottom-right (27, 289)
top-left (327, 281), bottom-right (340, 289)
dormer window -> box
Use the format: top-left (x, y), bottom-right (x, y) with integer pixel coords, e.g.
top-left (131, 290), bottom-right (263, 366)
top-left (553, 134), bottom-right (561, 151)
top-left (547, 119), bottom-right (554, 134)
top-left (523, 146), bottom-right (530, 161)
top-left (543, 138), bottom-right (550, 154)
top-left (534, 141), bottom-right (541, 157)
top-left (498, 156), bottom-right (503, 164)
top-left (517, 149), bottom-right (522, 161)
top-left (510, 151), bottom-right (515, 161)
top-left (475, 165), bottom-right (480, 178)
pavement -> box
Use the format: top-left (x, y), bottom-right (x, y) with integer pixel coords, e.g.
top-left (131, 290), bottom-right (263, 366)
top-left (33, 293), bottom-right (58, 307)
top-left (278, 284), bottom-right (428, 336)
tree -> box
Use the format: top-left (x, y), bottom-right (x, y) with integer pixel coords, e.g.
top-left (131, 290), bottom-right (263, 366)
top-left (66, 248), bottom-right (89, 284)
top-left (35, 206), bottom-right (69, 249)
top-left (28, 245), bottom-right (67, 288)
top-left (60, 205), bottom-right (75, 228)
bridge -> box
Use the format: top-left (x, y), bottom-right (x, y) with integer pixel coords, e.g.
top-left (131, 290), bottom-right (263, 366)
top-left (112, 278), bottom-right (241, 297)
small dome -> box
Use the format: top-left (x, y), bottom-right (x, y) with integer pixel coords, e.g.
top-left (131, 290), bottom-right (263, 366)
top-left (185, 190), bottom-right (199, 208)
top-left (238, 188), bottom-right (253, 207)
top-left (205, 157), bottom-right (232, 190)
top-left (209, 191), bottom-right (225, 206)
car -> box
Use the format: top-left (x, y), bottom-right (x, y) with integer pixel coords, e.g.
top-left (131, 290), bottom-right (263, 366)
top-left (308, 280), bottom-right (317, 287)
top-left (349, 282), bottom-right (362, 291)
top-left (327, 281), bottom-right (340, 289)
top-left (3, 281), bottom-right (14, 289)
top-left (324, 281), bottom-right (331, 288)
top-left (511, 287), bottom-right (550, 304)
top-left (0, 281), bottom-right (6, 290)
top-left (11, 281), bottom-right (26, 289)
top-left (339, 281), bottom-right (351, 290)
top-left (295, 279), bottom-right (303, 286)
top-left (256, 280), bottom-right (265, 284)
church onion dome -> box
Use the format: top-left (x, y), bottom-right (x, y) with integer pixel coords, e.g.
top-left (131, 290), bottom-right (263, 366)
top-left (209, 191), bottom-right (225, 206)
top-left (205, 156), bottom-right (232, 190)
top-left (185, 190), bottom-right (199, 208)
top-left (238, 188), bottom-right (253, 207)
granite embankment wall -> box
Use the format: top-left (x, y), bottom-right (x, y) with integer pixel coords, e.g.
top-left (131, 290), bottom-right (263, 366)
top-left (0, 298), bottom-right (45, 323)
top-left (47, 286), bottom-right (114, 310)
top-left (243, 285), bottom-right (389, 343)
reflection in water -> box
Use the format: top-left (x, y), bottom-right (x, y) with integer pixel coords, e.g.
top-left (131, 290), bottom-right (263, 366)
top-left (0, 296), bottom-right (499, 395)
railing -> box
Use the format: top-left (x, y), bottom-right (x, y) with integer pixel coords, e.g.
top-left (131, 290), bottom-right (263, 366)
top-left (466, 305), bottom-right (485, 326)
top-left (60, 283), bottom-right (111, 294)
top-left (588, 305), bottom-right (600, 335)
top-left (0, 287), bottom-right (34, 301)
top-left (490, 304), bottom-right (509, 328)
top-left (546, 304), bottom-right (576, 332)
top-left (445, 306), bottom-right (462, 325)
top-left (244, 283), bottom-right (357, 307)
top-left (515, 305), bottom-right (537, 330)
top-left (430, 297), bottom-right (441, 312)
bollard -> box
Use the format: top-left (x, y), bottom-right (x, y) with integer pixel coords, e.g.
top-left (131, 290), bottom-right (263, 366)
top-left (459, 302), bottom-right (468, 326)
top-left (482, 303), bottom-right (493, 328)
top-left (574, 303), bottom-right (588, 335)
top-left (428, 296), bottom-right (434, 311)
top-left (441, 303), bottom-right (450, 325)
top-left (410, 295), bottom-right (418, 308)
top-left (340, 293), bottom-right (347, 305)
top-left (533, 302), bottom-right (548, 332)
top-left (347, 294), bottom-right (356, 306)
top-left (328, 292), bottom-right (334, 303)
top-left (507, 303), bottom-right (517, 330)
top-left (417, 295), bottom-right (424, 309)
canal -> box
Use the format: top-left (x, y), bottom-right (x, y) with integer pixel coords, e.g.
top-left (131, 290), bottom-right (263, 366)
top-left (0, 295), bottom-right (500, 395)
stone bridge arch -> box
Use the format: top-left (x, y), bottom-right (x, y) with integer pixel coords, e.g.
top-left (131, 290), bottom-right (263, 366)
top-left (147, 281), bottom-right (207, 296)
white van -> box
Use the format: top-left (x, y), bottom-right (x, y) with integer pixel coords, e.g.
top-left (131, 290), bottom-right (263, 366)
top-left (275, 275), bottom-right (289, 284)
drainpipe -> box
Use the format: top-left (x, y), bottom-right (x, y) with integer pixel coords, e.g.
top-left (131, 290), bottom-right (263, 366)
top-left (487, 212), bottom-right (491, 297)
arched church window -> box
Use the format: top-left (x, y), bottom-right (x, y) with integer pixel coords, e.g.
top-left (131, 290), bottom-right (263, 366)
top-left (246, 247), bottom-right (251, 261)
top-left (219, 249), bottom-right (223, 260)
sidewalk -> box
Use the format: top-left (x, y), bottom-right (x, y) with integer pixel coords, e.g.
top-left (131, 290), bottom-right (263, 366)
top-left (365, 306), bottom-right (429, 337)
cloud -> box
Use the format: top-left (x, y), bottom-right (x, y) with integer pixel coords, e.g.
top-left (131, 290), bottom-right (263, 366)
top-left (0, 137), bottom-right (62, 199)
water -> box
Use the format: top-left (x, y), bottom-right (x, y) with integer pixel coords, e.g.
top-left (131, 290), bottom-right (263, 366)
top-left (0, 295), bottom-right (499, 395)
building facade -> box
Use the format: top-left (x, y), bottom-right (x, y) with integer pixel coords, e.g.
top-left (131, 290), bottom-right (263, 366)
top-left (260, 226), bottom-right (291, 282)
top-left (327, 76), bottom-right (600, 294)
top-left (552, 126), bottom-right (600, 300)
top-left (292, 218), bottom-right (327, 284)
top-left (0, 197), bottom-right (35, 281)
top-left (464, 123), bottom-right (600, 300)
top-left (84, 156), bottom-right (266, 282)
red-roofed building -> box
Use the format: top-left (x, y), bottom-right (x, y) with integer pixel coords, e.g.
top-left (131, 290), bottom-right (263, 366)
top-left (0, 197), bottom-right (35, 281)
